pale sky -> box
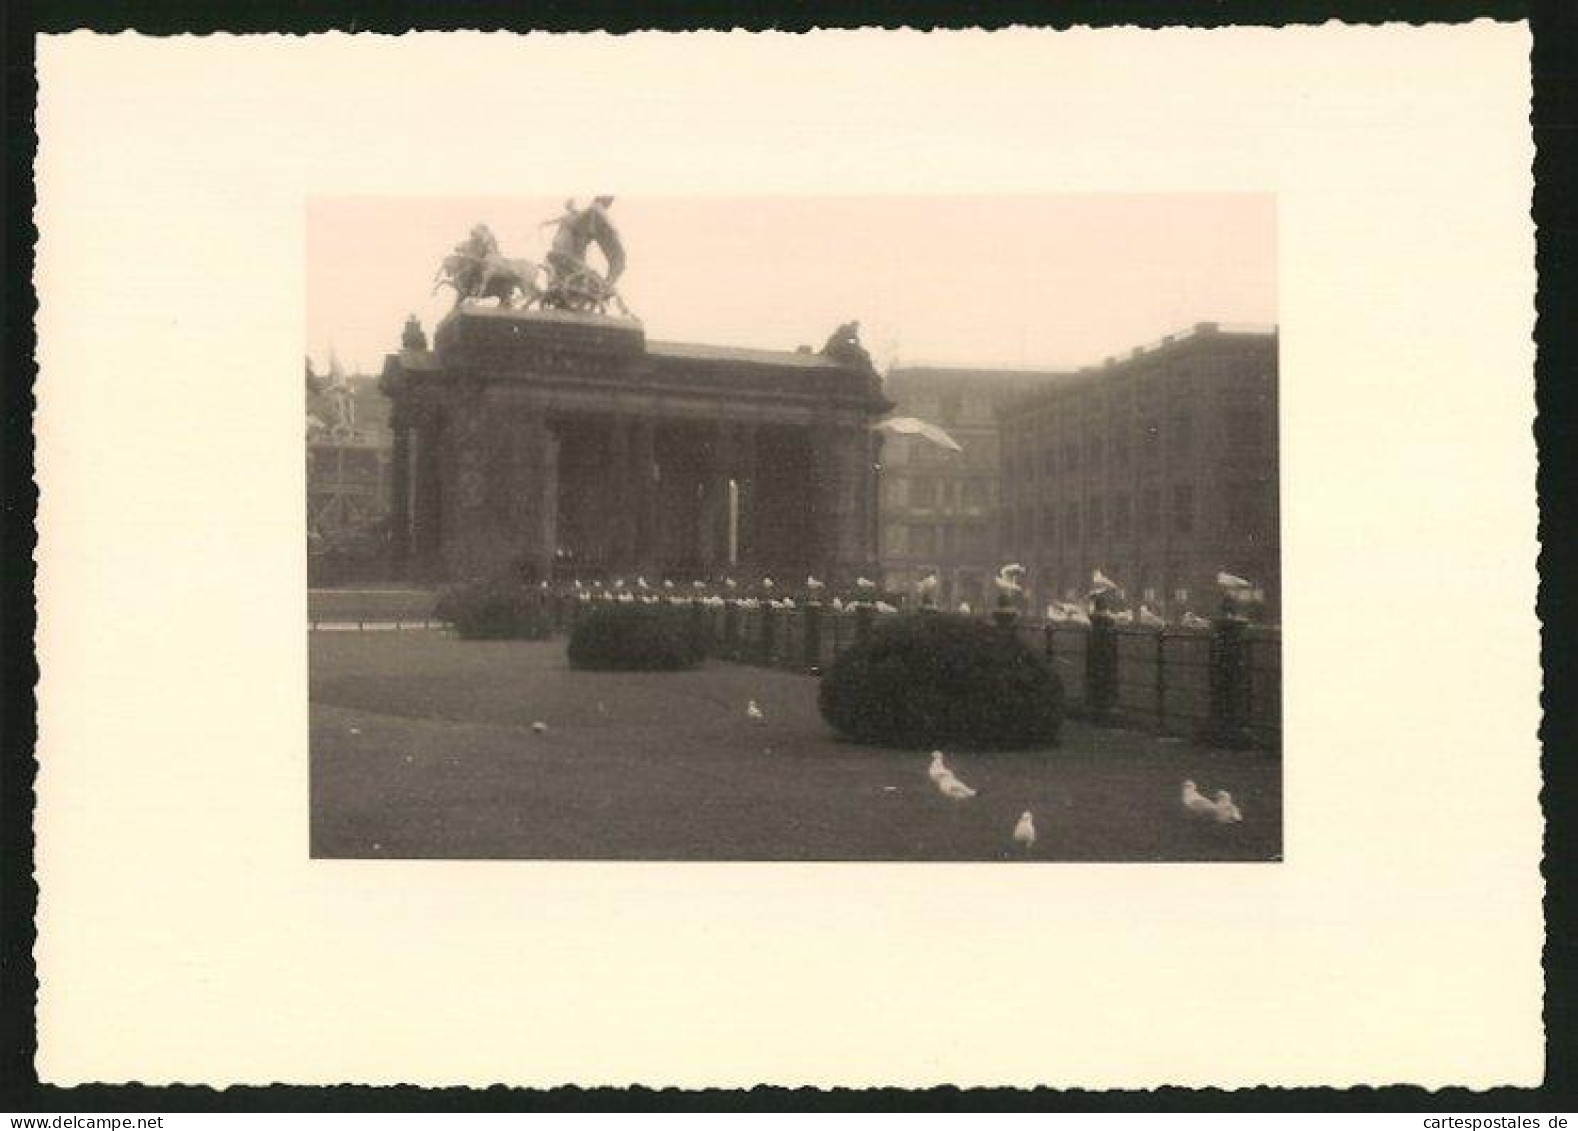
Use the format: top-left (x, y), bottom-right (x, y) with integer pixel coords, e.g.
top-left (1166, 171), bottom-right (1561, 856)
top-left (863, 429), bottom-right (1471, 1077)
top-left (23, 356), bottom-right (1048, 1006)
top-left (306, 196), bottom-right (1275, 377)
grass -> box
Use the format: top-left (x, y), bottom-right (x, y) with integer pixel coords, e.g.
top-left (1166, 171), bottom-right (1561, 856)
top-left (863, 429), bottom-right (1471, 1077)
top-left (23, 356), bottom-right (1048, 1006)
top-left (310, 632), bottom-right (1282, 862)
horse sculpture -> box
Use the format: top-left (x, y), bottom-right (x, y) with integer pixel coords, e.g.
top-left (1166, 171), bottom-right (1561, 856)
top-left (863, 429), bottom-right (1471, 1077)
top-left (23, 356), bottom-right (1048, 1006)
top-left (433, 252), bottom-right (544, 310)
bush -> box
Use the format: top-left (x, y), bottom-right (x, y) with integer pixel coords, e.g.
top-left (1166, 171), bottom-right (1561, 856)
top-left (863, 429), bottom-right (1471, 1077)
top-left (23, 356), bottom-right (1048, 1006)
top-left (434, 577), bottom-right (553, 641)
top-left (567, 604), bottom-right (708, 671)
top-left (818, 612), bottom-right (1062, 749)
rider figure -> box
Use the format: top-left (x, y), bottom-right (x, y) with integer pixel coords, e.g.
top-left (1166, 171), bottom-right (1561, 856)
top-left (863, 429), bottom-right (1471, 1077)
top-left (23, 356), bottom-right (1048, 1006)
top-left (453, 223), bottom-right (500, 297)
top-left (542, 197), bottom-right (624, 304)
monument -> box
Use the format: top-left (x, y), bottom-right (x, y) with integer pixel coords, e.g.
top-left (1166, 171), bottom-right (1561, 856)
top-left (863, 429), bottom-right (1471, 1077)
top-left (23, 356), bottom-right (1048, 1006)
top-left (382, 204), bottom-right (892, 585)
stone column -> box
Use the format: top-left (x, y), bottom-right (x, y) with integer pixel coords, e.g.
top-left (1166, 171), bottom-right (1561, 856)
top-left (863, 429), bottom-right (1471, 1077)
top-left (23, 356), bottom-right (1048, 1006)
top-left (736, 422), bottom-right (758, 570)
top-left (411, 412), bottom-right (444, 577)
top-left (389, 424), bottom-right (411, 565)
top-left (704, 421), bottom-right (739, 572)
top-left (606, 415), bottom-right (632, 573)
top-left (814, 419), bottom-right (874, 583)
top-left (633, 418), bottom-right (659, 575)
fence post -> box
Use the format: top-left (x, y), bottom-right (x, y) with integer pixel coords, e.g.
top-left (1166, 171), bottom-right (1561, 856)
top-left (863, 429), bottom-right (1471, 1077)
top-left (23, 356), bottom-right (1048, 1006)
top-left (1207, 616), bottom-right (1252, 748)
top-left (760, 606), bottom-right (778, 664)
top-left (723, 599), bottom-right (741, 659)
top-left (803, 603), bottom-right (823, 672)
top-left (1086, 612), bottom-right (1117, 720)
top-left (1155, 630), bottom-right (1168, 730)
top-left (854, 603), bottom-right (874, 648)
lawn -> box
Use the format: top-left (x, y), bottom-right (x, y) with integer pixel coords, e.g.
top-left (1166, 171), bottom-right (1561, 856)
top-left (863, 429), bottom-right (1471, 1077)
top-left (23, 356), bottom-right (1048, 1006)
top-left (310, 631), bottom-right (1282, 862)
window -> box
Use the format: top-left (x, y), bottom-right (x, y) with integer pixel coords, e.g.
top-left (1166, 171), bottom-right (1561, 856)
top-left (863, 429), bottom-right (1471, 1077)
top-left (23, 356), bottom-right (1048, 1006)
top-left (1173, 587), bottom-right (1190, 605)
top-left (1040, 503), bottom-right (1058, 544)
top-left (963, 480), bottom-right (988, 510)
top-left (1173, 484), bottom-right (1194, 534)
top-left (1066, 502), bottom-right (1081, 543)
top-left (1087, 496), bottom-right (1105, 541)
top-left (1113, 493), bottom-right (1131, 539)
top-left (885, 524), bottom-right (907, 556)
top-left (912, 525), bottom-right (936, 556)
top-left (911, 479), bottom-right (937, 509)
top-left (1227, 407), bottom-right (1263, 446)
top-left (939, 392), bottom-right (963, 421)
top-left (1140, 488), bottom-right (1161, 535)
top-left (1226, 482), bottom-right (1264, 532)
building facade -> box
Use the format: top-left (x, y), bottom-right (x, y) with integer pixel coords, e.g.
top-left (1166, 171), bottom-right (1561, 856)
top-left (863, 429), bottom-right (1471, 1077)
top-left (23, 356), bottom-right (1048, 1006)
top-left (996, 323), bottom-right (1280, 620)
top-left (879, 367), bottom-right (1067, 608)
top-left (380, 307), bottom-right (891, 585)
top-left (306, 371), bottom-right (394, 540)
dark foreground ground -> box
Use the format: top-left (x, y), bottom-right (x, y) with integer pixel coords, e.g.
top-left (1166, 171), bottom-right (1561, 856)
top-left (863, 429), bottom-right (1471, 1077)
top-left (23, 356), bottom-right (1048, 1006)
top-left (310, 632), bottom-right (1282, 862)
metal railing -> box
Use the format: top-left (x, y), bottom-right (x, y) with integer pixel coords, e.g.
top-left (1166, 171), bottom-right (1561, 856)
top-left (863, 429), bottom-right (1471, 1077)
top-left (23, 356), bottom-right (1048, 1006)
top-left (550, 593), bottom-right (1280, 751)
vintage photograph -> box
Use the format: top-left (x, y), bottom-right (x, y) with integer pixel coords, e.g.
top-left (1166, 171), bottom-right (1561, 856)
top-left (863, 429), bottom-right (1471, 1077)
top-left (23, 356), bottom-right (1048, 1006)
top-left (306, 195), bottom-right (1281, 862)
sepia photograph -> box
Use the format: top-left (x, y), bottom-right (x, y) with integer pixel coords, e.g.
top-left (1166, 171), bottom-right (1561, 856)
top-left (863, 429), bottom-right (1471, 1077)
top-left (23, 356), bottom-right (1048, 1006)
top-left (30, 21), bottom-right (1541, 1091)
top-left (306, 195), bottom-right (1281, 862)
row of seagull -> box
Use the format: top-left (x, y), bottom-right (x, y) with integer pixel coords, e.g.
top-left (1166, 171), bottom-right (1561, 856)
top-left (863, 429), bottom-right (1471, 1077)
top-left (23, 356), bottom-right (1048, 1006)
top-left (576, 590), bottom-right (902, 614)
top-left (923, 750), bottom-right (1244, 850)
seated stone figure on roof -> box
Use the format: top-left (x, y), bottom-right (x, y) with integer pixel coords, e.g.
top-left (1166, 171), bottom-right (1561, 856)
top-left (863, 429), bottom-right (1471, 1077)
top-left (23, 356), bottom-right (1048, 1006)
top-left (821, 320), bottom-right (874, 370)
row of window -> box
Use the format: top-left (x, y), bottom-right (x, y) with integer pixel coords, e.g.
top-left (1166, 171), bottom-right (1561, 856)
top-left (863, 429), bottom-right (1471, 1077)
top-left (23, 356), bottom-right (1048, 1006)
top-left (1003, 406), bottom-right (1269, 484)
top-left (885, 520), bottom-right (992, 559)
top-left (890, 477), bottom-right (994, 511)
top-left (1002, 485), bottom-right (1195, 545)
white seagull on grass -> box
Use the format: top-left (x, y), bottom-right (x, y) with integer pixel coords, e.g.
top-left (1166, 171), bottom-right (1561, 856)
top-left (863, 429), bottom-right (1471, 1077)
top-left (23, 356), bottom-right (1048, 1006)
top-left (746, 699), bottom-right (765, 724)
top-left (936, 772), bottom-right (977, 801)
top-left (1013, 810), bottom-right (1037, 850)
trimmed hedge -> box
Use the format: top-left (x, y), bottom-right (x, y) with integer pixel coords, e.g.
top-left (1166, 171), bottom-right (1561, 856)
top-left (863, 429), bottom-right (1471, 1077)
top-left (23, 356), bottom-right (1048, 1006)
top-left (433, 578), bottom-right (552, 641)
top-left (818, 612), bottom-right (1063, 749)
top-left (567, 604), bottom-right (708, 671)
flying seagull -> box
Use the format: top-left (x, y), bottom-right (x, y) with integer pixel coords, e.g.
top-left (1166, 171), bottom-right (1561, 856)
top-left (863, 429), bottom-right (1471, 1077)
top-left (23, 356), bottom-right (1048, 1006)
top-left (873, 415), bottom-right (964, 453)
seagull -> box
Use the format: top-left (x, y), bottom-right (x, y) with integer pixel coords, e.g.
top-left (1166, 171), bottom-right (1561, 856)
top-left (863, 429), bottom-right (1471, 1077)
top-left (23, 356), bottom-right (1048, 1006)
top-left (573, 579), bottom-right (583, 590)
top-left (636, 576), bottom-right (650, 590)
top-left (1212, 790), bottom-right (1244, 823)
top-left (957, 601), bottom-right (972, 614)
top-left (531, 721), bottom-right (548, 734)
top-left (762, 577), bottom-right (775, 590)
top-left (1090, 569), bottom-right (1119, 594)
top-left (831, 597), bottom-right (845, 612)
top-left (616, 591), bottom-right (635, 603)
top-left (1182, 780), bottom-right (1220, 817)
top-left (781, 597), bottom-right (796, 610)
top-left (855, 576), bottom-right (876, 589)
top-left (1138, 605), bottom-right (1166, 628)
top-left (663, 579), bottom-right (675, 590)
top-left (927, 750), bottom-right (953, 784)
top-left (936, 771), bottom-right (977, 801)
top-left (874, 601), bottom-right (898, 614)
top-left (1217, 571), bottom-right (1253, 591)
top-left (1110, 609), bottom-right (1134, 624)
top-left (693, 580), bottom-right (707, 591)
top-left (1013, 810), bottom-right (1037, 850)
top-left (725, 577), bottom-right (738, 590)
top-left (917, 572), bottom-right (940, 596)
top-left (1068, 607), bottom-right (1091, 626)
top-left (806, 575), bottom-right (825, 592)
top-left (1047, 603), bottom-right (1069, 622)
top-left (1181, 612), bottom-right (1211, 629)
top-left (994, 566), bottom-right (1024, 596)
top-left (746, 699), bottom-right (764, 724)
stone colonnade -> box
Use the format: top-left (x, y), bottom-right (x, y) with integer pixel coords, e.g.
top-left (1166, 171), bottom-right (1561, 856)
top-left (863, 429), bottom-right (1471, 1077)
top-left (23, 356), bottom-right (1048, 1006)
top-left (390, 395), bottom-right (879, 585)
